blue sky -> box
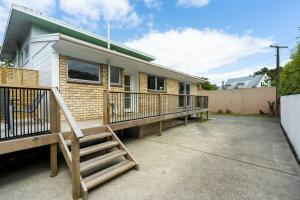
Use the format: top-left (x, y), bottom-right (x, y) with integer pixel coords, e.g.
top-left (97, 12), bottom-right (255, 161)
top-left (0, 0), bottom-right (299, 85)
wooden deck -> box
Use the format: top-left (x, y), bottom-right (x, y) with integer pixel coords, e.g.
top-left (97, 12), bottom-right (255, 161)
top-left (0, 85), bottom-right (209, 199)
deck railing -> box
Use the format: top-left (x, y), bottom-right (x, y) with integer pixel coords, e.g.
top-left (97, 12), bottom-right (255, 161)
top-left (0, 85), bottom-right (51, 141)
top-left (104, 91), bottom-right (208, 124)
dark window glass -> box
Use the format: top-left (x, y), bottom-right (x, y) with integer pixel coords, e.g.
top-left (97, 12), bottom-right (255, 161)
top-left (179, 82), bottom-right (185, 94)
top-left (148, 75), bottom-right (156, 90)
top-left (68, 59), bottom-right (99, 82)
top-left (110, 66), bottom-right (121, 84)
top-left (157, 77), bottom-right (165, 91)
top-left (179, 82), bottom-right (185, 107)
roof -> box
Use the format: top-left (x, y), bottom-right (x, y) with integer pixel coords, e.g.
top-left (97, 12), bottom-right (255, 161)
top-left (54, 33), bottom-right (204, 84)
top-left (225, 74), bottom-right (266, 88)
top-left (0, 4), bottom-right (155, 62)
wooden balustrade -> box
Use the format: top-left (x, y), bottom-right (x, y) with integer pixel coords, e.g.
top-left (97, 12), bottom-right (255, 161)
top-left (103, 91), bottom-right (209, 125)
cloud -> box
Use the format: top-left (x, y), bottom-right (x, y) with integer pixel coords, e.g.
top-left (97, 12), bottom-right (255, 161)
top-left (59, 0), bottom-right (141, 29)
top-left (177, 0), bottom-right (209, 8)
top-left (0, 0), bottom-right (56, 34)
top-left (144, 0), bottom-right (162, 10)
top-left (125, 28), bottom-right (273, 77)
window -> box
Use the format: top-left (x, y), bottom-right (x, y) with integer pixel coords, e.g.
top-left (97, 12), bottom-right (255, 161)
top-left (148, 75), bottom-right (156, 90)
top-left (178, 82), bottom-right (191, 107)
top-left (147, 75), bottom-right (165, 91)
top-left (110, 66), bottom-right (121, 85)
top-left (67, 58), bottom-right (100, 83)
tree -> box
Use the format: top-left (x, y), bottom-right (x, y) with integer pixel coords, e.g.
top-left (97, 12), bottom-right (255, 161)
top-left (0, 59), bottom-right (13, 67)
top-left (199, 80), bottom-right (218, 90)
top-left (254, 66), bottom-right (282, 86)
top-left (280, 44), bottom-right (300, 95)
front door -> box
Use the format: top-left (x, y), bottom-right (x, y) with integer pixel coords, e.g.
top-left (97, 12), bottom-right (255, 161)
top-left (124, 75), bottom-right (131, 111)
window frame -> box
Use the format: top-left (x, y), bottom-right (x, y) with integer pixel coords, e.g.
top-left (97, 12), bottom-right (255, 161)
top-left (147, 74), bottom-right (166, 92)
top-left (178, 82), bottom-right (192, 108)
top-left (67, 57), bottom-right (101, 84)
top-left (110, 66), bottom-right (122, 86)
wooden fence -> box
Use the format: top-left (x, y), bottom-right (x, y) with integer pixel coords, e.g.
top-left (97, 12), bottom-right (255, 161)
top-left (0, 67), bottom-right (39, 86)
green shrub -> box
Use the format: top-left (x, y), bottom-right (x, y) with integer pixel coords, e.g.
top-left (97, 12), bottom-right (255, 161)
top-left (217, 109), bottom-right (223, 114)
top-left (225, 109), bottom-right (232, 114)
top-left (280, 44), bottom-right (300, 95)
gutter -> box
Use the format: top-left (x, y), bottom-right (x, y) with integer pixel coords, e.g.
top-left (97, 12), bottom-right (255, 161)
top-left (59, 34), bottom-right (205, 83)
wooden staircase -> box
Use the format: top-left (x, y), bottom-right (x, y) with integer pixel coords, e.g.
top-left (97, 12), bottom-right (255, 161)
top-left (59, 125), bottom-right (138, 199)
top-left (51, 88), bottom-right (138, 200)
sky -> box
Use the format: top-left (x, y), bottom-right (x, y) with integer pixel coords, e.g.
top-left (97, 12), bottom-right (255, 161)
top-left (0, 0), bottom-right (299, 85)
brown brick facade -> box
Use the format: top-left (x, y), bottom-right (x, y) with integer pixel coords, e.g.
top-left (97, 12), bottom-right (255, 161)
top-left (59, 55), bottom-right (201, 121)
top-left (59, 55), bottom-right (106, 121)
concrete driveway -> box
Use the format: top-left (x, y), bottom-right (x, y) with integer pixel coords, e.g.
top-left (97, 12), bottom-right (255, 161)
top-left (0, 115), bottom-right (300, 200)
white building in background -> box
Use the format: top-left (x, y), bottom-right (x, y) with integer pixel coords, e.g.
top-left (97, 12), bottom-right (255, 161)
top-left (223, 74), bottom-right (271, 90)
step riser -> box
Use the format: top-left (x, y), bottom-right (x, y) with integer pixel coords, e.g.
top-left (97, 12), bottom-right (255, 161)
top-left (81, 152), bottom-right (127, 174)
top-left (80, 142), bottom-right (119, 157)
top-left (66, 132), bottom-right (113, 146)
top-left (86, 162), bottom-right (136, 190)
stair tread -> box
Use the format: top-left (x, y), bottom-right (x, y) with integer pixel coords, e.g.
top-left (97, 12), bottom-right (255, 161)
top-left (80, 150), bottom-right (127, 173)
top-left (84, 160), bottom-right (136, 189)
top-left (66, 132), bottom-right (113, 145)
top-left (80, 141), bottom-right (119, 157)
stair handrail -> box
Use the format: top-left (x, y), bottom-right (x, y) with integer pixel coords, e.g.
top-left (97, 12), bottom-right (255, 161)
top-left (51, 87), bottom-right (84, 139)
top-left (51, 87), bottom-right (83, 199)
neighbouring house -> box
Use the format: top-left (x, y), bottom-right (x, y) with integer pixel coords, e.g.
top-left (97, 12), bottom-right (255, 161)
top-left (0, 5), bottom-right (209, 199)
top-left (223, 74), bottom-right (271, 90)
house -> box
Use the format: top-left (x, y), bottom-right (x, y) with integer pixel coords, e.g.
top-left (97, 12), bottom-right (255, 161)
top-left (0, 5), bottom-right (208, 199)
top-left (223, 74), bottom-right (271, 90)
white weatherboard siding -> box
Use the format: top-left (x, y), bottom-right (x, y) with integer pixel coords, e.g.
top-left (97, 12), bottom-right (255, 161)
top-left (29, 41), bottom-right (57, 86)
top-left (281, 94), bottom-right (300, 159)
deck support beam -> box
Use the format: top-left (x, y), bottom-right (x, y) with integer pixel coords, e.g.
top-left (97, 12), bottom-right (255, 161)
top-left (50, 90), bottom-right (61, 177)
top-left (72, 136), bottom-right (81, 200)
top-left (50, 144), bottom-right (58, 177)
top-left (184, 95), bottom-right (188, 126)
top-left (158, 121), bottom-right (162, 136)
top-left (158, 94), bottom-right (163, 136)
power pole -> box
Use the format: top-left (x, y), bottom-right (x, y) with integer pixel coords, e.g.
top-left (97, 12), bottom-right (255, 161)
top-left (270, 45), bottom-right (288, 117)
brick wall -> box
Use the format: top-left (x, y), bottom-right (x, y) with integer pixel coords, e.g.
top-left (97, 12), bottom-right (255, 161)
top-left (59, 55), bottom-right (201, 121)
top-left (59, 55), bottom-right (107, 121)
top-left (139, 72), bottom-right (148, 93)
top-left (167, 78), bottom-right (179, 94)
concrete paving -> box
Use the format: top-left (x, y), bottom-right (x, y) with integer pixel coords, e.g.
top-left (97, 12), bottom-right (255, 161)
top-left (0, 115), bottom-right (299, 200)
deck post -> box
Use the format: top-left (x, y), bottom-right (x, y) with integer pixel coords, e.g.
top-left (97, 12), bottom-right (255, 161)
top-left (158, 94), bottom-right (162, 136)
top-left (184, 94), bottom-right (188, 126)
top-left (103, 90), bottom-right (110, 125)
top-left (50, 89), bottom-right (61, 177)
top-left (71, 135), bottom-right (81, 200)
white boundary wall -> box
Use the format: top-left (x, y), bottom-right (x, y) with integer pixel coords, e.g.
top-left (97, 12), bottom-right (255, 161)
top-left (281, 95), bottom-right (300, 158)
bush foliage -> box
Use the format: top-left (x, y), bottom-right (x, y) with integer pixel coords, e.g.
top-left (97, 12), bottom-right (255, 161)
top-left (280, 44), bottom-right (300, 95)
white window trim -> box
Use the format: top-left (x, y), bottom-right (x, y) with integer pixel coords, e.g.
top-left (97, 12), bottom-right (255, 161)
top-left (67, 57), bottom-right (101, 84)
